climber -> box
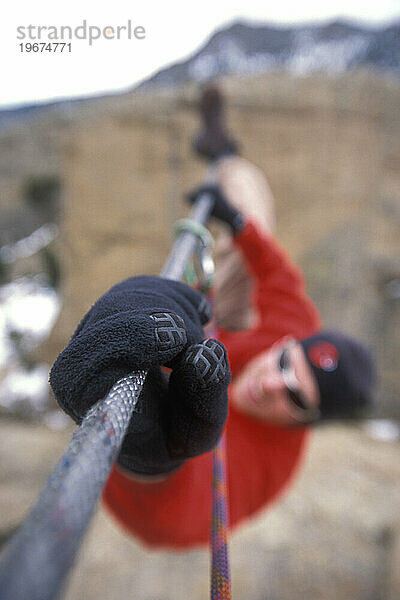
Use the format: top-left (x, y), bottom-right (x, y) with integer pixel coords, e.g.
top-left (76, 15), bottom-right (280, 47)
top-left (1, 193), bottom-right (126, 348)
top-left (49, 84), bottom-right (375, 548)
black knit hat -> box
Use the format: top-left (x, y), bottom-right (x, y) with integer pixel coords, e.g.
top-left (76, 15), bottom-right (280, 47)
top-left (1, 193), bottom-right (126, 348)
top-left (299, 330), bottom-right (376, 420)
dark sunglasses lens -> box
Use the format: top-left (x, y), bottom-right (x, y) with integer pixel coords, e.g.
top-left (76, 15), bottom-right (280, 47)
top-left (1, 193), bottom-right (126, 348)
top-left (279, 347), bottom-right (310, 413)
top-left (278, 349), bottom-right (287, 370)
top-left (288, 389), bottom-right (308, 411)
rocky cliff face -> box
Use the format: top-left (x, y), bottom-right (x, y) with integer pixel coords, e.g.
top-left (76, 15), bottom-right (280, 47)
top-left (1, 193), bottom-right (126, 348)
top-left (40, 71), bottom-right (398, 415)
top-left (0, 71), bottom-right (399, 415)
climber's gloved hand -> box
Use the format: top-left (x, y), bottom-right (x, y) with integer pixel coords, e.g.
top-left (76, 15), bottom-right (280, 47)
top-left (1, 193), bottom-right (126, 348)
top-left (49, 276), bottom-right (230, 476)
top-left (187, 185), bottom-right (245, 235)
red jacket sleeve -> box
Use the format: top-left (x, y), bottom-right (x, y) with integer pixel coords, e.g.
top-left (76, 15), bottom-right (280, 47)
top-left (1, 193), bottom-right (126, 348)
top-left (219, 219), bottom-right (321, 375)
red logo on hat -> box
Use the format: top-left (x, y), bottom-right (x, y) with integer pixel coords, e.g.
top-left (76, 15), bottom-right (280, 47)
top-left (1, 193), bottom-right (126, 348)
top-left (308, 342), bottom-right (339, 372)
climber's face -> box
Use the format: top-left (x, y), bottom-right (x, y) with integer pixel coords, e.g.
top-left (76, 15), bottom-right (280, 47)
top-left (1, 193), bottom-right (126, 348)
top-left (231, 336), bottom-right (320, 425)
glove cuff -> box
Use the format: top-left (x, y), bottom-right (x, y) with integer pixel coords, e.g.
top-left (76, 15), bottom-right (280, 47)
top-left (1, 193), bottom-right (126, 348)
top-left (117, 454), bottom-right (185, 477)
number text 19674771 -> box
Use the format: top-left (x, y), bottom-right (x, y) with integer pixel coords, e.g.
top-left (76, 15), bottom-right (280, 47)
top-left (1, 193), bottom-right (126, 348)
top-left (19, 43), bottom-right (72, 52)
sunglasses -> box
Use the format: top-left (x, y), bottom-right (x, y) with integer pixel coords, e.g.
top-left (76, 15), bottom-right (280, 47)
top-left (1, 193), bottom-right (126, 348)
top-left (277, 343), bottom-right (320, 422)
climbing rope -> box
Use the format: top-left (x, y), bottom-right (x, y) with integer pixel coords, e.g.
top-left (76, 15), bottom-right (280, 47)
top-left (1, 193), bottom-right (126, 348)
top-left (0, 372), bottom-right (147, 600)
top-left (211, 436), bottom-right (232, 600)
top-left (185, 238), bottom-right (232, 600)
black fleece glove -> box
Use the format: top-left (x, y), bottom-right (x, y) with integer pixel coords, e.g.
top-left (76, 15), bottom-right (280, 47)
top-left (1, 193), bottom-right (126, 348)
top-left (50, 276), bottom-right (230, 476)
top-left (188, 185), bottom-right (245, 235)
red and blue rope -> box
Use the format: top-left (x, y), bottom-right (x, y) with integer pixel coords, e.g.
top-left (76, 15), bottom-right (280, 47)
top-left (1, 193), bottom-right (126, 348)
top-left (204, 293), bottom-right (232, 600)
top-left (211, 435), bottom-right (232, 600)
top-left (186, 260), bottom-right (232, 600)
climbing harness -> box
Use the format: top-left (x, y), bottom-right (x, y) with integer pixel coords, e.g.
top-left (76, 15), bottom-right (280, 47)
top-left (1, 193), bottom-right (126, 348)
top-left (0, 187), bottom-right (232, 600)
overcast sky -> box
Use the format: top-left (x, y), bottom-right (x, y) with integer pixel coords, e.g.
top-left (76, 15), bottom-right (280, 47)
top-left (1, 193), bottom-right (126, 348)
top-left (1, 0), bottom-right (399, 108)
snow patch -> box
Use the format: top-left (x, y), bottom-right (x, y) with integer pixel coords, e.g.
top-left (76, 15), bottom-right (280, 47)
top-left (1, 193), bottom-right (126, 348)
top-left (0, 223), bottom-right (58, 264)
top-left (0, 364), bottom-right (50, 411)
top-left (0, 276), bottom-right (60, 366)
top-left (0, 276), bottom-right (61, 416)
top-left (289, 33), bottom-right (371, 74)
top-left (363, 419), bottom-right (400, 442)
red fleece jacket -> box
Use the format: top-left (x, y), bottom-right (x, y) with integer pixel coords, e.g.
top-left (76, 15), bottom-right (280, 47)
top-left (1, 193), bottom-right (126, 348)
top-left (102, 220), bottom-right (321, 548)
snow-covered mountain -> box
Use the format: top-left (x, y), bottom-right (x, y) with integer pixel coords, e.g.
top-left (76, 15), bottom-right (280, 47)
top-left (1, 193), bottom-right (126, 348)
top-left (141, 19), bottom-right (400, 88)
top-left (0, 19), bottom-right (398, 125)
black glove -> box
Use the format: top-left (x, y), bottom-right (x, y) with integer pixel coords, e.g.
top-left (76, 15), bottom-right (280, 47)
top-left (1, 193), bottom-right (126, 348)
top-left (50, 275), bottom-right (230, 476)
top-left (188, 185), bottom-right (245, 235)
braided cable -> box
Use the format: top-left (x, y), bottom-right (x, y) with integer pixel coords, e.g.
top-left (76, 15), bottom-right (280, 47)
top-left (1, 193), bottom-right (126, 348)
top-left (0, 373), bottom-right (146, 600)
